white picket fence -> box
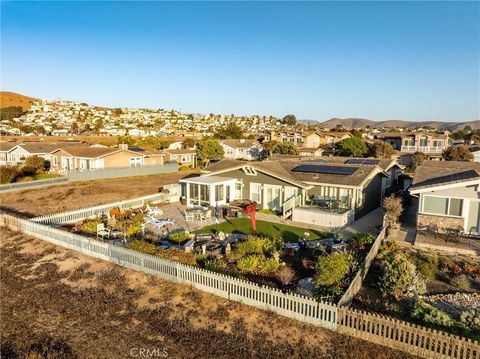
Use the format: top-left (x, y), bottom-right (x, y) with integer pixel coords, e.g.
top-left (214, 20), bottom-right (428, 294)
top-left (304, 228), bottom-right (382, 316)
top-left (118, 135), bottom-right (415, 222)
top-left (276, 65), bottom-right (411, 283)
top-left (2, 214), bottom-right (338, 330)
top-left (31, 192), bottom-right (169, 225)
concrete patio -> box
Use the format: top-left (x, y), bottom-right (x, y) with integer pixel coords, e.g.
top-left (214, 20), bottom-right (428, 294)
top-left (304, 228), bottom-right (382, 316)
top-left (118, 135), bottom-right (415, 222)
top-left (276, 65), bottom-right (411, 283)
top-left (144, 202), bottom-right (217, 236)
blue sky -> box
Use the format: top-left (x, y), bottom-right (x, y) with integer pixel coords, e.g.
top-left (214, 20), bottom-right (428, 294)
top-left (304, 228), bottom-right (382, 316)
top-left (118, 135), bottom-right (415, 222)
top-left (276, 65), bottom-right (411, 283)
top-left (1, 1), bottom-right (479, 122)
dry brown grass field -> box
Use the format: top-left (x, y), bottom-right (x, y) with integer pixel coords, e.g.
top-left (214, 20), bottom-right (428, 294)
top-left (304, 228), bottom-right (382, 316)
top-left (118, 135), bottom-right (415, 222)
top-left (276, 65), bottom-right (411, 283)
top-left (0, 91), bottom-right (38, 111)
top-left (0, 171), bottom-right (197, 217)
top-left (0, 228), bottom-right (417, 359)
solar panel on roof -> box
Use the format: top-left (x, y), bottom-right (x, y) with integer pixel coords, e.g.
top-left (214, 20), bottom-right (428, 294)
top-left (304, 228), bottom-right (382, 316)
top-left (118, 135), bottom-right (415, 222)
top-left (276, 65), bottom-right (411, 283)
top-left (292, 164), bottom-right (358, 175)
top-left (346, 159), bottom-right (380, 165)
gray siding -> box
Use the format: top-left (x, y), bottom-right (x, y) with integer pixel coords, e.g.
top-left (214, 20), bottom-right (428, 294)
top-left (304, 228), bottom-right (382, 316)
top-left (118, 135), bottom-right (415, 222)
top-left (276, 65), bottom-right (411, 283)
top-left (355, 173), bottom-right (384, 219)
top-left (214, 169), bottom-right (302, 201)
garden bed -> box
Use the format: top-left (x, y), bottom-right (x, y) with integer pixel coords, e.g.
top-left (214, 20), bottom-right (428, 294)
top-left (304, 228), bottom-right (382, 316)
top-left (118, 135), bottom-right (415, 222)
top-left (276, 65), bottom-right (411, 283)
top-left (352, 242), bottom-right (480, 340)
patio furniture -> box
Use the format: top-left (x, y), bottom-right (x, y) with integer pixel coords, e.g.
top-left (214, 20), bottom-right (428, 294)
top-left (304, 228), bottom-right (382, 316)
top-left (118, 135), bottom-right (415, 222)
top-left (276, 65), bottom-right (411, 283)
top-left (146, 204), bottom-right (163, 217)
top-left (184, 210), bottom-right (194, 222)
top-left (201, 209), bottom-right (212, 222)
top-left (468, 226), bottom-right (480, 238)
top-left (444, 227), bottom-right (461, 243)
top-left (426, 225), bottom-right (439, 239)
top-left (96, 223), bottom-right (111, 240)
top-left (145, 216), bottom-right (175, 228)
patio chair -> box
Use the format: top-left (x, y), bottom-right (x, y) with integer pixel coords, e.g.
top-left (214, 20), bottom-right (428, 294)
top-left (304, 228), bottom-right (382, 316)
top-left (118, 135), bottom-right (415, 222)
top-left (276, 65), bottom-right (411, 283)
top-left (96, 223), bottom-right (111, 240)
top-left (184, 210), bottom-right (194, 222)
top-left (146, 204), bottom-right (163, 217)
top-left (202, 209), bottom-right (212, 222)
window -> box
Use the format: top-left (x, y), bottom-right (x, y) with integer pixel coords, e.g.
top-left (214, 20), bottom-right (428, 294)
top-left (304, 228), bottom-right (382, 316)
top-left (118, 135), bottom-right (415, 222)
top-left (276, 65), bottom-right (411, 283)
top-left (422, 196), bottom-right (463, 216)
top-left (215, 184), bottom-right (224, 201)
top-left (250, 183), bottom-right (262, 203)
top-left (235, 182), bottom-right (242, 198)
top-left (386, 176), bottom-right (392, 188)
top-left (242, 166), bottom-right (257, 175)
top-left (129, 157), bottom-right (142, 167)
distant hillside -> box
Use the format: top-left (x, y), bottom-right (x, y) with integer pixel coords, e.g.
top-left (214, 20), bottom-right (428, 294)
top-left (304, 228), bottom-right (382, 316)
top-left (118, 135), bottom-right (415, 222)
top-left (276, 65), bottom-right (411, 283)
top-left (0, 91), bottom-right (38, 111)
top-left (319, 118), bottom-right (480, 130)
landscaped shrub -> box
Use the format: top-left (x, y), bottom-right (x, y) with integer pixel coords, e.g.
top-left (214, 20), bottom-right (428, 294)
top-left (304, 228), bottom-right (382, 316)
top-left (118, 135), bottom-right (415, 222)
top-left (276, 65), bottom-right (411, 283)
top-left (19, 165), bottom-right (37, 177)
top-left (0, 166), bottom-right (19, 183)
top-left (24, 155), bottom-right (46, 171)
top-left (378, 252), bottom-right (426, 299)
top-left (168, 231), bottom-right (191, 245)
top-left (155, 248), bottom-right (198, 266)
top-left (460, 309), bottom-right (480, 331)
top-left (235, 237), bottom-right (265, 256)
top-left (410, 252), bottom-right (439, 281)
top-left (382, 194), bottom-right (403, 231)
top-left (237, 255), bottom-right (260, 272)
top-left (277, 265), bottom-right (296, 285)
top-left (80, 219), bottom-right (102, 233)
top-left (109, 207), bottom-right (121, 218)
top-left (451, 274), bottom-right (472, 291)
top-left (348, 232), bottom-right (374, 252)
top-left (376, 240), bottom-right (398, 260)
top-left (257, 257), bottom-right (280, 271)
top-left (114, 214), bottom-right (145, 238)
top-left (314, 252), bottom-right (355, 297)
top-left (128, 239), bottom-right (157, 255)
top-left (411, 302), bottom-right (455, 327)
top-left (203, 258), bottom-right (228, 273)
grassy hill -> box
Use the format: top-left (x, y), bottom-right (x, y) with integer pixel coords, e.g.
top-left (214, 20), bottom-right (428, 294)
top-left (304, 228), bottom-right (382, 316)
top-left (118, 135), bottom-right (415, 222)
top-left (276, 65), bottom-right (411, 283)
top-left (0, 91), bottom-right (38, 111)
top-left (319, 117), bottom-right (480, 130)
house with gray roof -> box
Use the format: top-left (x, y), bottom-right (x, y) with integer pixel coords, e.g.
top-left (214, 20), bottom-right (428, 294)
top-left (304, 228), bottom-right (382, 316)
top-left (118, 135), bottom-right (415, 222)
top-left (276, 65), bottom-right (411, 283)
top-left (180, 157), bottom-right (402, 230)
top-left (410, 160), bottom-right (480, 236)
top-left (220, 139), bottom-right (263, 160)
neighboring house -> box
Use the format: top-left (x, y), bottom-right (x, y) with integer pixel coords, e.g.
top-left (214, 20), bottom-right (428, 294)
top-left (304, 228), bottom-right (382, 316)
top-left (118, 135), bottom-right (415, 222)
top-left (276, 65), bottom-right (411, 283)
top-left (410, 161), bottom-right (480, 236)
top-left (317, 132), bottom-right (353, 146)
top-left (180, 157), bottom-right (402, 230)
top-left (299, 147), bottom-right (324, 157)
top-left (220, 139), bottom-right (263, 160)
top-left (304, 133), bottom-right (321, 148)
top-left (376, 132), bottom-right (449, 157)
top-left (6, 143), bottom-right (64, 165)
top-left (467, 145), bottom-right (480, 162)
top-left (50, 144), bottom-right (164, 172)
top-left (163, 149), bottom-right (196, 167)
top-left (52, 128), bottom-right (70, 136)
top-left (168, 141), bottom-right (184, 150)
top-left (273, 132), bottom-right (305, 146)
top-left (0, 142), bottom-right (18, 165)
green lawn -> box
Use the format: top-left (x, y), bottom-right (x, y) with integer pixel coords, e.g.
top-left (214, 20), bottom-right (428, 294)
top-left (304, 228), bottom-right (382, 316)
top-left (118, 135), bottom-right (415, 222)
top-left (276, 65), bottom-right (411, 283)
top-left (196, 218), bottom-right (332, 243)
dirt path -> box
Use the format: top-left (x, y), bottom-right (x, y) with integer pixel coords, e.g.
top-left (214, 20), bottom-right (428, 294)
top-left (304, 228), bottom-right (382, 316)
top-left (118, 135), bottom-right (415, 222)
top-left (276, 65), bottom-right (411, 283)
top-left (0, 228), bottom-right (417, 359)
top-left (0, 171), bottom-right (195, 218)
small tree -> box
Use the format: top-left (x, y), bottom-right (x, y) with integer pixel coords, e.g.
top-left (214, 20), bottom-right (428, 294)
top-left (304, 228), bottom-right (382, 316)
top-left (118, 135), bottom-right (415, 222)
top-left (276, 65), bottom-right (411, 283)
top-left (282, 114), bottom-right (297, 126)
top-left (411, 151), bottom-right (428, 168)
top-left (277, 265), bottom-right (296, 286)
top-left (368, 141), bottom-right (395, 159)
top-left (262, 140), bottom-right (279, 158)
top-left (314, 252), bottom-right (354, 297)
top-left (272, 142), bottom-right (299, 155)
top-left (379, 253), bottom-right (425, 299)
top-left (24, 156), bottom-right (46, 172)
top-left (0, 166), bottom-right (19, 184)
top-left (349, 232), bottom-right (374, 252)
top-left (382, 194), bottom-right (403, 231)
top-left (196, 139), bottom-right (224, 167)
top-left (334, 137), bottom-right (368, 157)
top-left (215, 122), bottom-right (243, 139)
top-left (442, 145), bottom-right (473, 161)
